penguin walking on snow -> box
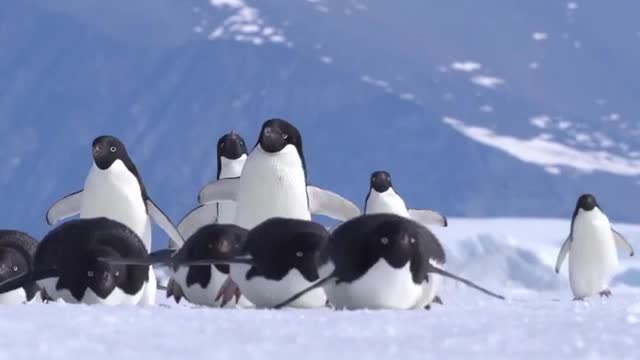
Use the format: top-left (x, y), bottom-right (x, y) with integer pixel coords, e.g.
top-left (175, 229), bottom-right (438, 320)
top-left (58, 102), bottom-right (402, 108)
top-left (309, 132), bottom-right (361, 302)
top-left (365, 170), bottom-right (447, 309)
top-left (45, 135), bottom-right (184, 305)
top-left (555, 194), bottom-right (634, 300)
top-left (0, 218), bottom-right (150, 305)
top-left (166, 132), bottom-right (251, 306)
top-left (198, 119), bottom-right (361, 306)
top-left (276, 214), bottom-right (504, 310)
top-left (0, 231), bottom-right (40, 304)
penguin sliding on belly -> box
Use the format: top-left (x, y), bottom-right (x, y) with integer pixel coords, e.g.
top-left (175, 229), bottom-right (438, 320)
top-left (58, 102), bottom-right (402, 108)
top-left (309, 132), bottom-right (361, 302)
top-left (45, 136), bottom-right (184, 305)
top-left (555, 194), bottom-right (634, 301)
top-left (198, 119), bottom-right (361, 306)
top-left (276, 214), bottom-right (504, 310)
top-left (0, 231), bottom-right (40, 304)
top-left (364, 170), bottom-right (448, 309)
top-left (0, 218), bottom-right (149, 305)
top-left (167, 132), bottom-right (250, 306)
top-left (103, 218), bottom-right (330, 308)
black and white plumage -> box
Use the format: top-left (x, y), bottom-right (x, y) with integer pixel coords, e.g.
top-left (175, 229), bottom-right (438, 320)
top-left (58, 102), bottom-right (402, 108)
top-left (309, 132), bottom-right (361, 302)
top-left (276, 214), bottom-right (504, 310)
top-left (364, 170), bottom-right (448, 309)
top-left (45, 135), bottom-right (184, 305)
top-left (0, 231), bottom-right (40, 304)
top-left (0, 218), bottom-right (150, 305)
top-left (555, 194), bottom-right (634, 300)
top-left (168, 132), bottom-right (250, 306)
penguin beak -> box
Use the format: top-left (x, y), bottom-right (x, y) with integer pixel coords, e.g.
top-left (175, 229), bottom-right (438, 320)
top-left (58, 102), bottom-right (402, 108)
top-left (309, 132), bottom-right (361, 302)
top-left (217, 239), bottom-right (232, 253)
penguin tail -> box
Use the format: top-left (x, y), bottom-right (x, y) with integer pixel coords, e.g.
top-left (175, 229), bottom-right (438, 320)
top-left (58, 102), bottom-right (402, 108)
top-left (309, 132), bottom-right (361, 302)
top-left (274, 275), bottom-right (334, 309)
top-left (426, 265), bottom-right (505, 300)
top-left (0, 269), bottom-right (58, 294)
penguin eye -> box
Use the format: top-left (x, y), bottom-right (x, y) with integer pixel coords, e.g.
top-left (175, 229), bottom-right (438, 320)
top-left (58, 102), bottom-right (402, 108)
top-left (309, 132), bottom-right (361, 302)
top-left (283, 133), bottom-right (288, 140)
top-left (380, 237), bottom-right (389, 245)
top-left (12, 266), bottom-right (18, 271)
top-left (110, 146), bottom-right (117, 153)
top-left (115, 271), bottom-right (120, 277)
top-left (87, 271), bottom-right (94, 277)
top-left (296, 251), bottom-right (303, 258)
top-left (410, 238), bottom-right (416, 244)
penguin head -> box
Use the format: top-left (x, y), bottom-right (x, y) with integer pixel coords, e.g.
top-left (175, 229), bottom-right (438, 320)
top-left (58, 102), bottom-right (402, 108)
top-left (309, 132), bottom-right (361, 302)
top-left (257, 119), bottom-right (302, 154)
top-left (188, 225), bottom-right (247, 273)
top-left (85, 246), bottom-right (122, 298)
top-left (370, 171), bottom-right (393, 193)
top-left (217, 132), bottom-right (247, 161)
top-left (370, 219), bottom-right (417, 268)
top-left (288, 230), bottom-right (328, 281)
top-left (92, 136), bottom-right (130, 170)
top-left (576, 193), bottom-right (599, 212)
top-left (0, 246), bottom-right (30, 284)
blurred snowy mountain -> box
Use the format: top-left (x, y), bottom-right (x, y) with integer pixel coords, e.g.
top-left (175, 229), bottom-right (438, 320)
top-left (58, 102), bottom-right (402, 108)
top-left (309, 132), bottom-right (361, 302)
top-left (2, 0), bottom-right (640, 245)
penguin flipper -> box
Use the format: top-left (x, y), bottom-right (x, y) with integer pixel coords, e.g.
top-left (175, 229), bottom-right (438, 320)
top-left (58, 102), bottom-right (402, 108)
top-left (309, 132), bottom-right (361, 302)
top-left (99, 248), bottom-right (177, 266)
top-left (46, 190), bottom-right (83, 225)
top-left (612, 228), bottom-right (634, 256)
top-left (177, 205), bottom-right (219, 241)
top-left (146, 199), bottom-right (185, 249)
top-left (408, 209), bottom-right (448, 227)
top-left (307, 185), bottom-right (361, 221)
top-left (425, 266), bottom-right (504, 300)
top-left (198, 178), bottom-right (240, 205)
top-left (555, 234), bottom-right (572, 273)
top-left (0, 269), bottom-right (57, 294)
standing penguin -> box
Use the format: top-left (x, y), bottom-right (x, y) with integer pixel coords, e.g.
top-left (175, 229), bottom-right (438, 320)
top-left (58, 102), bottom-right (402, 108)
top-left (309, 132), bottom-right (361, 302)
top-left (555, 194), bottom-right (634, 300)
top-left (364, 170), bottom-right (448, 309)
top-left (0, 218), bottom-right (150, 305)
top-left (45, 135), bottom-right (184, 305)
top-left (104, 218), bottom-right (330, 309)
top-left (276, 214), bottom-right (504, 310)
top-left (198, 119), bottom-right (361, 306)
top-left (167, 132), bottom-right (249, 305)
top-left (0, 231), bottom-right (40, 304)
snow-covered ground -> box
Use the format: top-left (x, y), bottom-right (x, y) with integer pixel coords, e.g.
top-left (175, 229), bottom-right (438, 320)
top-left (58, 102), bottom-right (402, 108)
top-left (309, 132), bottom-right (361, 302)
top-left (1, 218), bottom-right (638, 360)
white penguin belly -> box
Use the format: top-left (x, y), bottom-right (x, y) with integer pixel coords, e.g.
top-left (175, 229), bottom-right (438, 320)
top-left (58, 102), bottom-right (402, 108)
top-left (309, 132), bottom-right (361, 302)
top-left (0, 288), bottom-right (28, 305)
top-left (413, 261), bottom-right (444, 309)
top-left (80, 162), bottom-right (152, 251)
top-left (569, 217), bottom-right (618, 299)
top-left (80, 286), bottom-right (143, 305)
top-left (230, 264), bottom-right (326, 308)
top-left (235, 147), bottom-right (310, 229)
top-left (137, 267), bottom-right (157, 306)
top-left (38, 278), bottom-right (77, 303)
top-left (325, 261), bottom-right (423, 310)
top-left (171, 266), bottom-right (247, 307)
top-left (216, 201), bottom-right (237, 225)
top-left (365, 190), bottom-right (410, 216)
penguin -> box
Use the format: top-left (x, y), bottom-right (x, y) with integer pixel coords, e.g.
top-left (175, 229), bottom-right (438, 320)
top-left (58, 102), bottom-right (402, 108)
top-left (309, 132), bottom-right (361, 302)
top-left (197, 119), bottom-right (361, 305)
top-left (364, 170), bottom-right (448, 309)
top-left (45, 135), bottom-right (184, 305)
top-left (0, 231), bottom-right (40, 304)
top-left (0, 218), bottom-right (150, 305)
top-left (275, 214), bottom-right (504, 310)
top-left (103, 218), bottom-right (330, 308)
top-left (166, 132), bottom-right (250, 305)
top-left (555, 194), bottom-right (634, 300)
top-left (166, 224), bottom-right (248, 307)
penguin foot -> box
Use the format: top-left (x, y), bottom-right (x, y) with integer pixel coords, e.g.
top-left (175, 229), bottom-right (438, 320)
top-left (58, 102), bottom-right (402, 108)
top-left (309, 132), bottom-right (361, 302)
top-left (433, 296), bottom-right (444, 305)
top-left (599, 289), bottom-right (612, 298)
top-left (216, 277), bottom-right (241, 307)
top-left (572, 297), bottom-right (585, 302)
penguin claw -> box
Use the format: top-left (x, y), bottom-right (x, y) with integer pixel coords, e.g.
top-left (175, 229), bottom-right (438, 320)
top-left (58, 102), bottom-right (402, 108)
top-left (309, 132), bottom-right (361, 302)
top-left (599, 289), bottom-right (612, 298)
top-left (216, 277), bottom-right (241, 307)
top-left (432, 296), bottom-right (444, 305)
top-left (573, 297), bottom-right (585, 302)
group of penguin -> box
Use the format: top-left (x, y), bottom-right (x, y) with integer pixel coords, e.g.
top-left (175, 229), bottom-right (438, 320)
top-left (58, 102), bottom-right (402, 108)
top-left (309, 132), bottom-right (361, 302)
top-left (0, 118), bottom-right (633, 310)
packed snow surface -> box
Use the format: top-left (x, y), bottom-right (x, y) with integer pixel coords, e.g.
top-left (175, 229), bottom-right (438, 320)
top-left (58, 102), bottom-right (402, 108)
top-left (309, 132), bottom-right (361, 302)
top-left (1, 218), bottom-right (639, 360)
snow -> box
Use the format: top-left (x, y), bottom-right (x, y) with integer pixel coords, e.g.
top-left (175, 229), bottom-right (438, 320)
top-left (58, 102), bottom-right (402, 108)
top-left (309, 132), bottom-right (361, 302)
top-left (470, 75), bottom-right (505, 89)
top-left (532, 32), bottom-right (548, 41)
top-left (443, 117), bottom-right (640, 176)
top-left (2, 218), bottom-right (640, 359)
top-left (530, 115), bottom-right (552, 129)
top-left (450, 61), bottom-right (482, 72)
top-left (206, 0), bottom-right (289, 45)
